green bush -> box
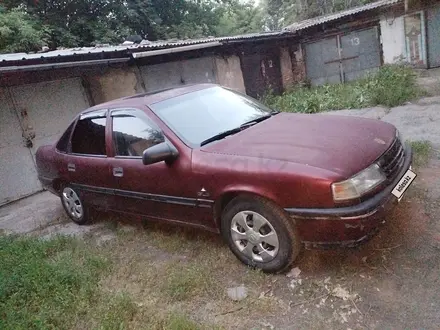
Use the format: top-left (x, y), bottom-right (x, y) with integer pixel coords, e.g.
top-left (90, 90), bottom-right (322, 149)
top-left (263, 65), bottom-right (421, 113)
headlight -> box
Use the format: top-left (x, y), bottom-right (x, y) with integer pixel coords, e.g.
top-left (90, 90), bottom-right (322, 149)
top-left (331, 164), bottom-right (386, 201)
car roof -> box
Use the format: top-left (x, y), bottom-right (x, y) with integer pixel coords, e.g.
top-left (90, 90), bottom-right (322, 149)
top-left (83, 83), bottom-right (217, 114)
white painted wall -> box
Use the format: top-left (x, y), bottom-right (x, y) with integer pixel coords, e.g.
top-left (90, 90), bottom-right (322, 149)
top-left (380, 15), bottom-right (406, 64)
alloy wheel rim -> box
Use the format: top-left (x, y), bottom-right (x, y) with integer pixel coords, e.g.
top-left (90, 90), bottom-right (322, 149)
top-left (62, 187), bottom-right (83, 219)
top-left (230, 211), bottom-right (280, 263)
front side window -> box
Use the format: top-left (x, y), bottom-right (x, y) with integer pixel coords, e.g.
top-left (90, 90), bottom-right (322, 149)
top-left (71, 117), bottom-right (106, 155)
top-left (112, 115), bottom-right (164, 157)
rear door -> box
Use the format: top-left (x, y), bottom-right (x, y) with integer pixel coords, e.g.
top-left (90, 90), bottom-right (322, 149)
top-left (64, 110), bottom-right (115, 210)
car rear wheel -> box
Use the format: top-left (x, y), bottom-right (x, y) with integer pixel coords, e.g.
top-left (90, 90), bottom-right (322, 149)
top-left (61, 186), bottom-right (90, 225)
top-left (221, 195), bottom-right (301, 273)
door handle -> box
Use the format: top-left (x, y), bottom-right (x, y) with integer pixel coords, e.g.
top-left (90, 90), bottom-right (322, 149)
top-left (68, 163), bottom-right (76, 172)
top-left (113, 167), bottom-right (123, 177)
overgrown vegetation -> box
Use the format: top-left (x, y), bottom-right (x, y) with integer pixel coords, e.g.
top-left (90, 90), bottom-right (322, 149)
top-left (407, 140), bottom-right (432, 167)
top-left (264, 65), bottom-right (421, 113)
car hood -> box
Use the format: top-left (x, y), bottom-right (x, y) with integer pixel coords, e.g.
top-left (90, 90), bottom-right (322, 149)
top-left (200, 112), bottom-right (396, 177)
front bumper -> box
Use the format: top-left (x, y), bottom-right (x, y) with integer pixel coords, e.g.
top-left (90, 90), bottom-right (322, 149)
top-left (285, 145), bottom-right (413, 248)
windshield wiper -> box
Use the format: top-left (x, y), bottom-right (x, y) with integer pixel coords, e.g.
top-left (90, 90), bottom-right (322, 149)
top-left (200, 127), bottom-right (243, 146)
top-left (240, 111), bottom-right (279, 128)
top-left (200, 112), bottom-right (279, 147)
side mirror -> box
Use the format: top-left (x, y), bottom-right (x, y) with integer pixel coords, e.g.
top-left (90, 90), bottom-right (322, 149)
top-left (142, 141), bottom-right (179, 165)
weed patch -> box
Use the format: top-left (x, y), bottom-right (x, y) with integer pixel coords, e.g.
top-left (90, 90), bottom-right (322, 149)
top-left (264, 65), bottom-right (421, 113)
top-left (163, 261), bottom-right (217, 302)
top-left (408, 140), bottom-right (432, 167)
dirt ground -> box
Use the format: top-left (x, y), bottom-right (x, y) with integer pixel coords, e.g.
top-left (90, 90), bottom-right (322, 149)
top-left (1, 100), bottom-right (440, 329)
top-left (1, 156), bottom-right (438, 329)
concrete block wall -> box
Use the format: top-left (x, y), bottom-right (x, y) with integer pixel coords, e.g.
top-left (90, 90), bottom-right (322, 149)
top-left (86, 67), bottom-right (145, 105)
top-left (214, 55), bottom-right (246, 93)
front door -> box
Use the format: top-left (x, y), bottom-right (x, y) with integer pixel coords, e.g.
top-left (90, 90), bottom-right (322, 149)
top-left (108, 108), bottom-right (208, 226)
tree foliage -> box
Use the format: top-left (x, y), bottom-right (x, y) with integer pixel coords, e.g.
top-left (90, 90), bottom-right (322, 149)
top-left (215, 1), bottom-right (264, 36)
top-left (0, 0), bottom-right (380, 53)
top-left (261, 0), bottom-right (378, 30)
top-left (0, 8), bottom-right (48, 53)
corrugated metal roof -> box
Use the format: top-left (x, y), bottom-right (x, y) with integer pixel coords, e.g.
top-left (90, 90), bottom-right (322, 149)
top-left (0, 31), bottom-right (283, 63)
top-left (284, 0), bottom-right (401, 32)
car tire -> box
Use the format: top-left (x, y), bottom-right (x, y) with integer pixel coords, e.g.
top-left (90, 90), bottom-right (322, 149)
top-left (221, 194), bottom-right (301, 273)
top-left (60, 185), bottom-right (90, 225)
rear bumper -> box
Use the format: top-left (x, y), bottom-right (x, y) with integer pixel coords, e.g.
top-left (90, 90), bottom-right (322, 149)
top-left (285, 145), bottom-right (413, 248)
top-left (38, 175), bottom-right (59, 196)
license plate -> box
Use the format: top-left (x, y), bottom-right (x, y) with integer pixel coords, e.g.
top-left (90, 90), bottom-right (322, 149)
top-left (391, 169), bottom-right (417, 201)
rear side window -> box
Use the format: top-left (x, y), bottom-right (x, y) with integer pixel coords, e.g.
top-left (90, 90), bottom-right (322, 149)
top-left (56, 121), bottom-right (75, 152)
top-left (71, 117), bottom-right (107, 155)
top-left (113, 115), bottom-right (164, 156)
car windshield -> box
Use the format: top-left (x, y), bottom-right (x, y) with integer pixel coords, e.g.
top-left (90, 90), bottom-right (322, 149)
top-left (149, 86), bottom-right (274, 147)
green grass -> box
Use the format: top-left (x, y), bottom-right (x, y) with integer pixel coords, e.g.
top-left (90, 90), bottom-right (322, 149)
top-left (263, 65), bottom-right (422, 113)
top-left (162, 312), bottom-right (207, 330)
top-left (408, 140), bottom-right (432, 167)
top-left (0, 235), bottom-right (223, 330)
top-left (163, 262), bottom-right (217, 302)
top-left (0, 235), bottom-right (125, 329)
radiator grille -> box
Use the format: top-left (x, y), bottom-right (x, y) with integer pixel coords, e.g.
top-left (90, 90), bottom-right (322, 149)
top-left (378, 138), bottom-right (405, 182)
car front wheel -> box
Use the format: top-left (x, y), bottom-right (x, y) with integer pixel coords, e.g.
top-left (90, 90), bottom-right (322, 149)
top-left (61, 186), bottom-right (90, 225)
top-left (221, 195), bottom-right (301, 273)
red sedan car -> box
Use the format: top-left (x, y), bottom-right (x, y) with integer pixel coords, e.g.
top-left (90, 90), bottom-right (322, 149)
top-left (36, 84), bottom-right (415, 273)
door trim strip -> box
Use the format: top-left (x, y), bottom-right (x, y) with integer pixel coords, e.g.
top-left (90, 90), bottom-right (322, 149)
top-left (71, 183), bottom-right (214, 208)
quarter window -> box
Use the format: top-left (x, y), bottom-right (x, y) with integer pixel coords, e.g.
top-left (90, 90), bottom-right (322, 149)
top-left (56, 121), bottom-right (75, 152)
top-left (112, 115), bottom-right (164, 156)
top-left (71, 117), bottom-right (107, 155)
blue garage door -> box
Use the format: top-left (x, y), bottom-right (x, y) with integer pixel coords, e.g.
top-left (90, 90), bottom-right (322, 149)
top-left (427, 6), bottom-right (440, 68)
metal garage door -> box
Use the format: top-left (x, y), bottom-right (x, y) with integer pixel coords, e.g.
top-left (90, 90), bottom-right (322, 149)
top-left (141, 57), bottom-right (217, 92)
top-left (0, 78), bottom-right (90, 205)
top-left (241, 50), bottom-right (283, 98)
top-left (304, 36), bottom-right (341, 85)
top-left (0, 88), bottom-right (41, 205)
top-left (10, 79), bottom-right (90, 156)
top-left (305, 27), bottom-right (381, 85)
top-left (427, 7), bottom-right (440, 68)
